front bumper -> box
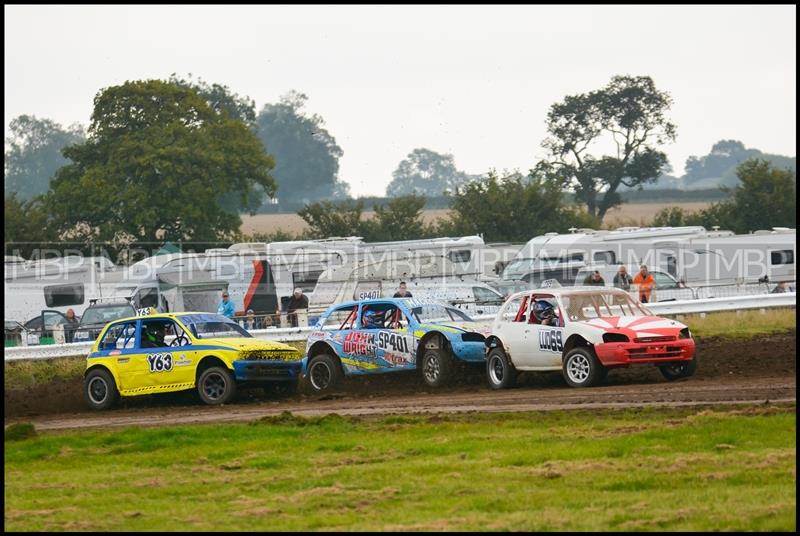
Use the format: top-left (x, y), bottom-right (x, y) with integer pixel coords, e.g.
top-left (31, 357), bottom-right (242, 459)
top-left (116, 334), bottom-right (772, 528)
top-left (594, 338), bottom-right (696, 367)
top-left (233, 359), bottom-right (303, 382)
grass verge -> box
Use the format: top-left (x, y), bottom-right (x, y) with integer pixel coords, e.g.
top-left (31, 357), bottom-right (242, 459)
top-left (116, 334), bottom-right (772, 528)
top-left (680, 309), bottom-right (796, 340)
top-left (4, 404), bottom-right (796, 531)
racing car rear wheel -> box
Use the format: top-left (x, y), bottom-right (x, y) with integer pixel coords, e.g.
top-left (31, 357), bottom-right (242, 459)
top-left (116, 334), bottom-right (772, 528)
top-left (197, 366), bottom-right (237, 405)
top-left (659, 355), bottom-right (698, 381)
top-left (84, 368), bottom-right (119, 410)
top-left (304, 354), bottom-right (342, 394)
top-left (562, 347), bottom-right (605, 388)
top-left (420, 348), bottom-right (453, 388)
top-left (486, 347), bottom-right (517, 389)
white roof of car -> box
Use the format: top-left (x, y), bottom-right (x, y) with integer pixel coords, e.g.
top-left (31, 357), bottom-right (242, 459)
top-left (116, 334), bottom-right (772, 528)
top-left (506, 286), bottom-right (629, 301)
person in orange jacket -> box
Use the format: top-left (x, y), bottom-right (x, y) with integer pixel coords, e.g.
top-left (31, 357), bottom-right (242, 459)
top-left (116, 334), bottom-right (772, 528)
top-left (633, 264), bottom-right (655, 303)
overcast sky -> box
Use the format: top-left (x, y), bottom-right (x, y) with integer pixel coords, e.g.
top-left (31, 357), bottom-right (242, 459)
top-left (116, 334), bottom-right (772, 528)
top-left (4, 5), bottom-right (796, 196)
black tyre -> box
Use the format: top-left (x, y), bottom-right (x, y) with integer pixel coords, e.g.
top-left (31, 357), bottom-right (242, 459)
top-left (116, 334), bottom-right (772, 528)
top-left (486, 347), bottom-right (518, 389)
top-left (659, 355), bottom-right (698, 381)
top-left (197, 366), bottom-right (237, 405)
top-left (84, 368), bottom-right (119, 410)
top-left (304, 354), bottom-right (342, 394)
top-left (562, 347), bottom-right (605, 388)
top-left (420, 347), bottom-right (453, 388)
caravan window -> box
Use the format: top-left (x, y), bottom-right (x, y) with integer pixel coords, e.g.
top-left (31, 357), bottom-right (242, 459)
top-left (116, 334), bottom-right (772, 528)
top-left (770, 250), bottom-right (794, 265)
top-left (292, 270), bottom-right (323, 293)
top-left (44, 283), bottom-right (85, 307)
top-left (448, 250), bottom-right (472, 263)
top-left (135, 287), bottom-right (158, 309)
top-left (593, 251), bottom-right (616, 264)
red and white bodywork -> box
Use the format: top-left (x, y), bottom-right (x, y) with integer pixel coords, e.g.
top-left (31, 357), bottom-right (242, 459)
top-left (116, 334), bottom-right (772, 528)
top-left (488, 287), bottom-right (695, 372)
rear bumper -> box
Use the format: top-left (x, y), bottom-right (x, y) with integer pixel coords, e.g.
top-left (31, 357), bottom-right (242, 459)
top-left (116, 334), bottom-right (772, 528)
top-left (233, 359), bottom-right (303, 382)
top-left (594, 338), bottom-right (695, 366)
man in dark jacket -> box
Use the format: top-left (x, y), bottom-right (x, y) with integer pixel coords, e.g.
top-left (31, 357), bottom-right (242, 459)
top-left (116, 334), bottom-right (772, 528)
top-left (286, 288), bottom-right (309, 327)
top-left (582, 270), bottom-right (606, 286)
top-left (393, 281), bottom-right (413, 298)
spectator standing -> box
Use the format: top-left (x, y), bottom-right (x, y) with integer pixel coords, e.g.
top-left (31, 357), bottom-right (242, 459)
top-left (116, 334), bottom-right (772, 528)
top-left (217, 291), bottom-right (235, 319)
top-left (286, 288), bottom-right (309, 327)
top-left (64, 308), bottom-right (80, 343)
top-left (633, 265), bottom-right (655, 303)
top-left (582, 270), bottom-right (606, 286)
top-left (393, 281), bottom-right (413, 298)
top-left (613, 266), bottom-right (632, 291)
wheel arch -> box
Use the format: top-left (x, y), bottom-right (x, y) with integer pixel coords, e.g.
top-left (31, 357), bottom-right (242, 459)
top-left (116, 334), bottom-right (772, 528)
top-left (84, 364), bottom-right (119, 386)
top-left (195, 355), bottom-right (231, 382)
top-left (416, 331), bottom-right (451, 367)
top-left (307, 341), bottom-right (344, 373)
top-left (562, 334), bottom-right (592, 360)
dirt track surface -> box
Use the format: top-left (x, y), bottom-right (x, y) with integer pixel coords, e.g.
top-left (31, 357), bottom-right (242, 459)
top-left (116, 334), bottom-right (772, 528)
top-left (6, 332), bottom-right (796, 432)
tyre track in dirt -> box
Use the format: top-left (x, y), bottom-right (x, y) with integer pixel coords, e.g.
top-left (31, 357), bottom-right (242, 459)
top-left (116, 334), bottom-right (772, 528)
top-left (15, 376), bottom-right (796, 432)
top-left (6, 332), bottom-right (796, 432)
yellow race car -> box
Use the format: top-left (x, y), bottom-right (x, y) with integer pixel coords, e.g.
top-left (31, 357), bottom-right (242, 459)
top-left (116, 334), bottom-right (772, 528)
top-left (83, 312), bottom-right (302, 410)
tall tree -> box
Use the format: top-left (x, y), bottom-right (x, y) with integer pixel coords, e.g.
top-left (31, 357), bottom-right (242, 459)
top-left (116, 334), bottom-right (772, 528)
top-left (44, 79), bottom-right (276, 248)
top-left (256, 91), bottom-right (347, 207)
top-left (386, 148), bottom-right (473, 197)
top-left (536, 75), bottom-right (677, 221)
top-left (441, 171), bottom-right (597, 242)
top-left (4, 115), bottom-right (85, 201)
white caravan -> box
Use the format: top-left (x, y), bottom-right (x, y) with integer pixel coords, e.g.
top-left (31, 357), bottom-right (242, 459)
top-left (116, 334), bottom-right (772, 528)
top-left (4, 256), bottom-right (126, 324)
top-left (308, 251), bottom-right (505, 319)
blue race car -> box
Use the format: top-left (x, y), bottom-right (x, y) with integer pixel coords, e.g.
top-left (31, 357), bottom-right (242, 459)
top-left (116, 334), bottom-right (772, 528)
top-left (300, 298), bottom-right (489, 393)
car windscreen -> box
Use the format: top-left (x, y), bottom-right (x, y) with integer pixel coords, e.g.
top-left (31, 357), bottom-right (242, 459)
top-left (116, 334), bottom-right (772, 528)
top-left (561, 291), bottom-right (651, 320)
top-left (410, 304), bottom-right (473, 324)
top-left (80, 305), bottom-right (135, 326)
top-left (179, 313), bottom-right (252, 339)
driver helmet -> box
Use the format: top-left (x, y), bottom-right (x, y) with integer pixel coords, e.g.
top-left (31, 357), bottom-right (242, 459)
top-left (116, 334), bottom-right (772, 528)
top-left (362, 309), bottom-right (382, 328)
top-left (145, 322), bottom-right (166, 343)
top-left (532, 300), bottom-right (557, 322)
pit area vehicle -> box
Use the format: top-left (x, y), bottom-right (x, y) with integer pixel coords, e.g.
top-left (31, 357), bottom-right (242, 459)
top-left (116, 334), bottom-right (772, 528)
top-left (485, 287), bottom-right (697, 389)
top-left (301, 298), bottom-right (488, 393)
top-left (83, 312), bottom-right (303, 410)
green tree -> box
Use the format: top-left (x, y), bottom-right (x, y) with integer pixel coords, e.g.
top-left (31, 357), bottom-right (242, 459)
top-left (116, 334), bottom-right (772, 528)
top-left (44, 80), bottom-right (276, 248)
top-left (168, 74), bottom-right (266, 214)
top-left (168, 73), bottom-right (256, 125)
top-left (386, 148), bottom-right (474, 197)
top-left (441, 171), bottom-right (597, 242)
top-left (728, 159), bottom-right (795, 232)
top-left (366, 194), bottom-right (430, 241)
top-left (298, 199), bottom-right (364, 239)
top-left (536, 75), bottom-right (677, 221)
top-left (650, 159), bottom-right (795, 233)
top-left (256, 91), bottom-right (348, 208)
top-left (4, 193), bottom-right (53, 257)
top-left (4, 115), bottom-right (85, 201)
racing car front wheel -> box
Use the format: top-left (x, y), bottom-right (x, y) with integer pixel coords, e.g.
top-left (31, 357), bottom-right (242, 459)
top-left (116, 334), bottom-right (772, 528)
top-left (420, 348), bottom-right (453, 388)
top-left (562, 347), bottom-right (605, 388)
top-left (84, 368), bottom-right (119, 410)
top-left (304, 354), bottom-right (342, 394)
top-left (659, 355), bottom-right (698, 381)
top-left (197, 366), bottom-right (237, 405)
top-left (486, 347), bottom-right (517, 389)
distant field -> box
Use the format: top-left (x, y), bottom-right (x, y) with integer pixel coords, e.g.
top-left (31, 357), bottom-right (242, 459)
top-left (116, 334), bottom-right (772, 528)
top-left (240, 203), bottom-right (711, 236)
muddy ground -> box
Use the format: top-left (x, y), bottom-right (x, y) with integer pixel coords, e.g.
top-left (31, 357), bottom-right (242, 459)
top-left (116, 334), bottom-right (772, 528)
top-left (5, 332), bottom-right (796, 430)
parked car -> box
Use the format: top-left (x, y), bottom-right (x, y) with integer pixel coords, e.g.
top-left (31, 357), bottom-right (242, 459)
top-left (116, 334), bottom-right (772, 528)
top-left (73, 298), bottom-right (138, 343)
top-left (485, 287), bottom-right (697, 389)
top-left (22, 310), bottom-right (78, 342)
top-left (301, 298), bottom-right (489, 393)
top-left (83, 312), bottom-right (303, 410)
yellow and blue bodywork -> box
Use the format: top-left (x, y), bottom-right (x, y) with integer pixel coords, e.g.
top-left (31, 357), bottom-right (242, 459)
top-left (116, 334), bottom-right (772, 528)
top-left (85, 312), bottom-right (303, 398)
top-left (302, 298), bottom-right (487, 377)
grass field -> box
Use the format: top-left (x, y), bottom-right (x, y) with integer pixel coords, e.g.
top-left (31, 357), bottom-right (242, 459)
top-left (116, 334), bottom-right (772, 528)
top-left (4, 404), bottom-right (796, 531)
top-left (4, 310), bottom-right (794, 390)
top-left (239, 202), bottom-right (711, 236)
